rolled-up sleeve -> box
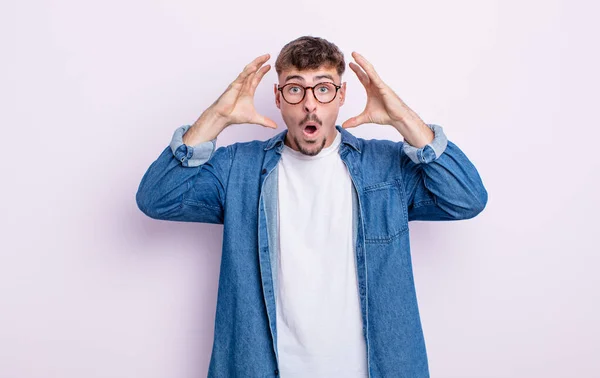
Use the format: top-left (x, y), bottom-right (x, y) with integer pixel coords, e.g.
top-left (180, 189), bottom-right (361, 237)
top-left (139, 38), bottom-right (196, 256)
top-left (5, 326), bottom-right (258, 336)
top-left (169, 124), bottom-right (217, 167)
top-left (401, 123), bottom-right (487, 221)
top-left (136, 124), bottom-right (231, 223)
top-left (402, 123), bottom-right (448, 164)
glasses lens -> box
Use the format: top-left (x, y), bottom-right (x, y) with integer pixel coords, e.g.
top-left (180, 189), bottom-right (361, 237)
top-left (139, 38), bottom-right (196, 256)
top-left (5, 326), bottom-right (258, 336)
top-left (282, 84), bottom-right (305, 104)
top-left (313, 83), bottom-right (336, 103)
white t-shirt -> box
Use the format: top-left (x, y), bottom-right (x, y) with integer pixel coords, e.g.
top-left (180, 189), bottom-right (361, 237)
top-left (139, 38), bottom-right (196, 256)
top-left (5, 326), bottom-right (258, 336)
top-left (276, 129), bottom-right (368, 377)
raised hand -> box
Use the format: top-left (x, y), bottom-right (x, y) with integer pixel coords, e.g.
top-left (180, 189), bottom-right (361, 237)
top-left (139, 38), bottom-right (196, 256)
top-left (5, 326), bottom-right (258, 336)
top-left (341, 52), bottom-right (425, 128)
top-left (211, 53), bottom-right (277, 129)
top-left (184, 54), bottom-right (277, 145)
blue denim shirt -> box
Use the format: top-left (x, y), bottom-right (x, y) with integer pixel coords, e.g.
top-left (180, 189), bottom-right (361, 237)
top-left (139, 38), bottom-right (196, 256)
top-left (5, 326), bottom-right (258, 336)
top-left (136, 124), bottom-right (488, 377)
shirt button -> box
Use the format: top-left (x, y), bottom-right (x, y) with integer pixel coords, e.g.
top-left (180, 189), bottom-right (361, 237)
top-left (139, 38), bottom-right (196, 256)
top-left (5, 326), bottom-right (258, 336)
top-left (274, 369), bottom-right (279, 375)
top-left (262, 169), bottom-right (267, 174)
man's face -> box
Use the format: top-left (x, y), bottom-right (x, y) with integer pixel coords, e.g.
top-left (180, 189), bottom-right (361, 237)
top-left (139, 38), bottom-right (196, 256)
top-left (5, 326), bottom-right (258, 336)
top-left (274, 66), bottom-right (346, 156)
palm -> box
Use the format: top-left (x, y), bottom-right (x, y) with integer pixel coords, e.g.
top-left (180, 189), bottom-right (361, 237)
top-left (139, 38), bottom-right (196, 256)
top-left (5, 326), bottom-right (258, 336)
top-left (360, 91), bottom-right (389, 125)
top-left (342, 52), bottom-right (409, 129)
top-left (217, 90), bottom-right (259, 125)
top-left (212, 54), bottom-right (277, 129)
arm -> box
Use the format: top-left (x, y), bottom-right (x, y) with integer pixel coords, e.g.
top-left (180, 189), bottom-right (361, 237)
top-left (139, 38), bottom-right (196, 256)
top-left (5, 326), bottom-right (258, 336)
top-left (135, 125), bottom-right (231, 223)
top-left (135, 53), bottom-right (277, 223)
top-left (341, 52), bottom-right (487, 221)
top-left (401, 123), bottom-right (488, 221)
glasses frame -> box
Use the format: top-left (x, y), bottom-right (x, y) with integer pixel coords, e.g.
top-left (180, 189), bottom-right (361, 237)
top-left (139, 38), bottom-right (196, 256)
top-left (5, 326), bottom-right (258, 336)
top-left (277, 82), bottom-right (342, 105)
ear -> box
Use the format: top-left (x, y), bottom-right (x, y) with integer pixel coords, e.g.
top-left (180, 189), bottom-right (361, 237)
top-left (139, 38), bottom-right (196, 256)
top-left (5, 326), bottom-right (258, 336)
top-left (274, 83), bottom-right (281, 109)
top-left (339, 82), bottom-right (347, 107)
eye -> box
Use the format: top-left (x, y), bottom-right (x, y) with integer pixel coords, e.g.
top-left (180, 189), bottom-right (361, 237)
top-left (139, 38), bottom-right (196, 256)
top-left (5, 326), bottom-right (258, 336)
top-left (316, 83), bottom-right (332, 93)
top-left (288, 85), bottom-right (302, 94)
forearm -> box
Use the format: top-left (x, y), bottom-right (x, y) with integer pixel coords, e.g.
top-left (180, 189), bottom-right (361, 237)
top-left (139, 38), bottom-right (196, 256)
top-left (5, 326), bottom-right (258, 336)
top-left (136, 146), bottom-right (204, 219)
top-left (391, 108), bottom-right (434, 148)
top-left (183, 108), bottom-right (229, 146)
top-left (401, 123), bottom-right (487, 221)
top-left (137, 125), bottom-right (221, 221)
top-left (405, 140), bottom-right (487, 221)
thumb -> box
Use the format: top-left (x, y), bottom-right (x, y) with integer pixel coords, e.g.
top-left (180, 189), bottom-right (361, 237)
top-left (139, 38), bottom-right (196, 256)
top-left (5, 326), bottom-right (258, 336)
top-left (252, 113), bottom-right (278, 129)
top-left (342, 113), bottom-right (368, 129)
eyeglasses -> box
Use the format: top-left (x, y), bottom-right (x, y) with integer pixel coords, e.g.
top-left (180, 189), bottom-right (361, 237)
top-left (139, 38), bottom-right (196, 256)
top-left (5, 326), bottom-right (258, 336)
top-left (277, 82), bottom-right (342, 105)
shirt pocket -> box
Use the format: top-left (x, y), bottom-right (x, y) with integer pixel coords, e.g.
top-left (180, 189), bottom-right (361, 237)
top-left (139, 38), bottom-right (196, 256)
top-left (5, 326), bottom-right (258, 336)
top-left (361, 179), bottom-right (409, 243)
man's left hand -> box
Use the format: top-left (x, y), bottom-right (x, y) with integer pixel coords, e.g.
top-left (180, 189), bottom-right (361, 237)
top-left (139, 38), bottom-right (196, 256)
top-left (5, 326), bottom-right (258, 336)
top-left (342, 52), bottom-right (434, 148)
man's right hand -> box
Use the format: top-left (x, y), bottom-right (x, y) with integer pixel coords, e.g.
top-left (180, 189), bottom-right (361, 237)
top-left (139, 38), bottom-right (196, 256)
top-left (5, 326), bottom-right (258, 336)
top-left (183, 54), bottom-right (277, 146)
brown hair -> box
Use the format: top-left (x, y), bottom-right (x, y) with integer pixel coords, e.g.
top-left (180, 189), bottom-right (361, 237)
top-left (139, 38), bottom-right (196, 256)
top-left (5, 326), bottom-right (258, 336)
top-left (275, 36), bottom-right (345, 79)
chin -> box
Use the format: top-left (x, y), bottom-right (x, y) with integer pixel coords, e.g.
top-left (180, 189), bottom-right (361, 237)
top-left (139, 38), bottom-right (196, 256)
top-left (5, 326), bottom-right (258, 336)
top-left (296, 135), bottom-right (327, 156)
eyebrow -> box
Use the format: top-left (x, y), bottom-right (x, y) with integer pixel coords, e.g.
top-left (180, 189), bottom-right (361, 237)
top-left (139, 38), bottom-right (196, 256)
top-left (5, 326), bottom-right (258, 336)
top-left (284, 74), bottom-right (336, 83)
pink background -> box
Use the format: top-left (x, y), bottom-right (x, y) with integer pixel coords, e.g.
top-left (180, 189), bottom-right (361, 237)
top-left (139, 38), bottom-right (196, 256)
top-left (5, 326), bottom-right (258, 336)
top-left (3, 0), bottom-right (598, 377)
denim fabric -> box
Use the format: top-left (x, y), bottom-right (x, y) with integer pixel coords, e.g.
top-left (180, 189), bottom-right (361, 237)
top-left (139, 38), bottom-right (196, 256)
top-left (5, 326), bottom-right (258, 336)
top-left (169, 126), bottom-right (217, 167)
top-left (136, 124), bottom-right (488, 377)
top-left (402, 123), bottom-right (448, 164)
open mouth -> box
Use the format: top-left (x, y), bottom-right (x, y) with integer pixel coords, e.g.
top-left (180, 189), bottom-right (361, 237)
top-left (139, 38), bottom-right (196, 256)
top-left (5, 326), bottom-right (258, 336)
top-left (303, 124), bottom-right (319, 137)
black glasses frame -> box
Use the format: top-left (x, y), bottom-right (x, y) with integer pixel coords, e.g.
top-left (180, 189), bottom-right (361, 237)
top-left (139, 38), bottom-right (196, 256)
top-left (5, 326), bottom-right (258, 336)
top-left (277, 82), bottom-right (342, 105)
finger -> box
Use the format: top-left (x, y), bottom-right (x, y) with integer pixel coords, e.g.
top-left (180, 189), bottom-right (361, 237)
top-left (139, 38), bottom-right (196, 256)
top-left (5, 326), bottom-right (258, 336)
top-left (248, 64), bottom-right (271, 94)
top-left (349, 62), bottom-right (369, 88)
top-left (351, 52), bottom-right (383, 87)
top-left (232, 53), bottom-right (270, 86)
top-left (240, 63), bottom-right (267, 96)
top-left (241, 57), bottom-right (272, 95)
top-left (214, 54), bottom-right (270, 111)
top-left (342, 112), bottom-right (369, 129)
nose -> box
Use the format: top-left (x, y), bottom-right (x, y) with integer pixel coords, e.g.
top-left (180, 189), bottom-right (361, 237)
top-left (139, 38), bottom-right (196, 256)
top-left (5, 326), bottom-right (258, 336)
top-left (303, 87), bottom-right (318, 113)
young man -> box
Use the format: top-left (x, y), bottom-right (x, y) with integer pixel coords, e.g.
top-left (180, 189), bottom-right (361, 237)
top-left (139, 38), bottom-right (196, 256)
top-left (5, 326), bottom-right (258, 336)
top-left (136, 36), bottom-right (487, 377)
